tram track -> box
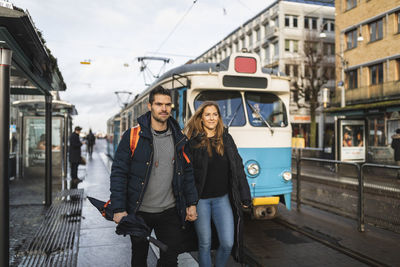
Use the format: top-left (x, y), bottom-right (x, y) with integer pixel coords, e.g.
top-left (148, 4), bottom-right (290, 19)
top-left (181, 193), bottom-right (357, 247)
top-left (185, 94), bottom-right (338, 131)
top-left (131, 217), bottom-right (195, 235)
top-left (272, 217), bottom-right (390, 267)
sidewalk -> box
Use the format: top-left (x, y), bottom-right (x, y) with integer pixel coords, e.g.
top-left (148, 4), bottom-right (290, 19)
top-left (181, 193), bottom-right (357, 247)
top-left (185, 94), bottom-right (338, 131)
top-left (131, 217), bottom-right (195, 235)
top-left (76, 140), bottom-right (197, 267)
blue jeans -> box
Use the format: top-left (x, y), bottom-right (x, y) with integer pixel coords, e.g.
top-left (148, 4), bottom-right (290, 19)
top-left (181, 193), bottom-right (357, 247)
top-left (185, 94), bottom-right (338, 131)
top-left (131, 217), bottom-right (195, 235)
top-left (194, 194), bottom-right (234, 267)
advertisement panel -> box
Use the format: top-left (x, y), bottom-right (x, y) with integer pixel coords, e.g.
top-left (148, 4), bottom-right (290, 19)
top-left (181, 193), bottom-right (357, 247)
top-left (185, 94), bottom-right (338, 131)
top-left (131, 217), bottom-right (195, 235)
top-left (340, 120), bottom-right (365, 162)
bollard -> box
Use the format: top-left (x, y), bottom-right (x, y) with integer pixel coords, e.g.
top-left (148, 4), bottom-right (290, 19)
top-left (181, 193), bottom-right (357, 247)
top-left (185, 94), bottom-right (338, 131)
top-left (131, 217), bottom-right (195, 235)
top-left (358, 164), bottom-right (365, 232)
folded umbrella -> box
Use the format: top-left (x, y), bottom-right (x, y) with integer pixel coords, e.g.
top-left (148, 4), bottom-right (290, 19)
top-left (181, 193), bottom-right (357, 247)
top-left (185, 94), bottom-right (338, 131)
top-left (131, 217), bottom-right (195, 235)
top-left (87, 196), bottom-right (168, 252)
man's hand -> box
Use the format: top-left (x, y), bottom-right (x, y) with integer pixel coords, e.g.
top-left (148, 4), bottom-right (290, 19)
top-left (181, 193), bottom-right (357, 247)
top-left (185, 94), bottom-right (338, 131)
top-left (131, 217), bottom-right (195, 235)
top-left (113, 211), bottom-right (128, 224)
top-left (185, 205), bottom-right (197, 221)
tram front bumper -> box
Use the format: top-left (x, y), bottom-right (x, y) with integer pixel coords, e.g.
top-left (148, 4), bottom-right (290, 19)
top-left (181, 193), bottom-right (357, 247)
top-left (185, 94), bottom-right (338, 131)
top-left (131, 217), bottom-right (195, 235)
top-left (252, 196), bottom-right (280, 206)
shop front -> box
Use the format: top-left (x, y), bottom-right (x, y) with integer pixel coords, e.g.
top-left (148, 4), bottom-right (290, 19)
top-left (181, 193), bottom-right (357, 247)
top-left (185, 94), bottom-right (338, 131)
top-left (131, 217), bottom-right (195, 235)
top-left (326, 100), bottom-right (400, 164)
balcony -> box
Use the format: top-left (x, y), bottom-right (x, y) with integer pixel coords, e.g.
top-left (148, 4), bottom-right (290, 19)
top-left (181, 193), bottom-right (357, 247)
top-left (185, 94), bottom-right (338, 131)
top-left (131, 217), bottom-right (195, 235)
top-left (264, 26), bottom-right (279, 40)
top-left (336, 81), bottom-right (400, 105)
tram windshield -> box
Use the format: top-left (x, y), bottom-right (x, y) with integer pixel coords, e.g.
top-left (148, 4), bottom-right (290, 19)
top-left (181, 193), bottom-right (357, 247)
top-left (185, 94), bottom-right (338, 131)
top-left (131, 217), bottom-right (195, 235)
top-left (194, 91), bottom-right (245, 126)
top-left (245, 92), bottom-right (288, 127)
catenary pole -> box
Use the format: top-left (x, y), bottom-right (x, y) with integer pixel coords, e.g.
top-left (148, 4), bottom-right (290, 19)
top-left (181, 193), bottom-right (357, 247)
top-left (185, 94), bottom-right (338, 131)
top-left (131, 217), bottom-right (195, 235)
top-left (45, 94), bottom-right (52, 206)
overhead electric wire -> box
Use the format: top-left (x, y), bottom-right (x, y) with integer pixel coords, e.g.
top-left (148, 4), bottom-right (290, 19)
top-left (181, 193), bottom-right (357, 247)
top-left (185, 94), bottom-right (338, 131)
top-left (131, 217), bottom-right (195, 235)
top-left (155, 0), bottom-right (198, 53)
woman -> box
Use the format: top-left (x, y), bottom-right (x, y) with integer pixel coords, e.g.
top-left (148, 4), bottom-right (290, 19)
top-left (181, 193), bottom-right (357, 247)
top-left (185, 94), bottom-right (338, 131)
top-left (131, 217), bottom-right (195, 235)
top-left (184, 101), bottom-right (251, 267)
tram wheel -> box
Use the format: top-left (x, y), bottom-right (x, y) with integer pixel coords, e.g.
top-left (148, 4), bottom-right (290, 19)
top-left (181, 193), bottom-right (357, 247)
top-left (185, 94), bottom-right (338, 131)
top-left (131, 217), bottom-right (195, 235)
top-left (252, 205), bottom-right (277, 220)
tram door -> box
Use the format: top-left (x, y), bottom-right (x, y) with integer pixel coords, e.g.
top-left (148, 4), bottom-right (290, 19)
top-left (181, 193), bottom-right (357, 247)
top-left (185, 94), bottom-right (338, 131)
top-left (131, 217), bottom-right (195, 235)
top-left (172, 88), bottom-right (187, 129)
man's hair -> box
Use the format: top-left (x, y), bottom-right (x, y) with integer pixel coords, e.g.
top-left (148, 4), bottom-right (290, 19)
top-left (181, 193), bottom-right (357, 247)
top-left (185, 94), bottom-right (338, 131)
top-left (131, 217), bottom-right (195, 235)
top-left (149, 85), bottom-right (171, 104)
top-left (396, 128), bottom-right (400, 134)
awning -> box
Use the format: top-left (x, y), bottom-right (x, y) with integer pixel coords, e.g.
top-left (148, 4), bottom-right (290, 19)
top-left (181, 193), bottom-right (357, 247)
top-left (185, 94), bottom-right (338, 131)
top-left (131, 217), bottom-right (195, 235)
top-left (325, 99), bottom-right (400, 116)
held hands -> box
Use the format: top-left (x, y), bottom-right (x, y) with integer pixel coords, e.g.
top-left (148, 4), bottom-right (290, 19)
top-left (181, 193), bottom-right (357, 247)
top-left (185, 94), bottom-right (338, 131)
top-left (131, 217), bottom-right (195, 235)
top-left (185, 205), bottom-right (198, 221)
top-left (113, 211), bottom-right (128, 224)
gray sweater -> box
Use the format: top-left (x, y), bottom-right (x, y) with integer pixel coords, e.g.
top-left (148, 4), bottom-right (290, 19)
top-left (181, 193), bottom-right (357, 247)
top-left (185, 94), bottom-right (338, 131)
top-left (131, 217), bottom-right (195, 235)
top-left (139, 127), bottom-right (176, 212)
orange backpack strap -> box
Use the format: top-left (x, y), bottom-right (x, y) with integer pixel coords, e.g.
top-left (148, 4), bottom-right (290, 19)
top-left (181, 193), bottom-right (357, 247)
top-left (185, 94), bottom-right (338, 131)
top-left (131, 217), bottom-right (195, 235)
top-left (182, 145), bottom-right (190, 164)
top-left (130, 125), bottom-right (141, 157)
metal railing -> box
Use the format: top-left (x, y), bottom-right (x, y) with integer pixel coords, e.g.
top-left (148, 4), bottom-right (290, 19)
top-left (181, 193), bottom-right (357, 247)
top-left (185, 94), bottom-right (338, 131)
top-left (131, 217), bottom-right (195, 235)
top-left (294, 149), bottom-right (400, 233)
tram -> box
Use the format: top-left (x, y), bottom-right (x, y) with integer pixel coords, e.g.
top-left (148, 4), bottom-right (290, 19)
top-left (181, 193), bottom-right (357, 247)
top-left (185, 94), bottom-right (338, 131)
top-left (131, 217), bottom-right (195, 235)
top-left (107, 51), bottom-right (292, 219)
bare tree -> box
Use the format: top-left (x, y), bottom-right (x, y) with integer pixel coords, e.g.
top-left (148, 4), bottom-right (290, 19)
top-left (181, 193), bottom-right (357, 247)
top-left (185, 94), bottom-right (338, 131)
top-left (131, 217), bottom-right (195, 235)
top-left (291, 33), bottom-right (334, 147)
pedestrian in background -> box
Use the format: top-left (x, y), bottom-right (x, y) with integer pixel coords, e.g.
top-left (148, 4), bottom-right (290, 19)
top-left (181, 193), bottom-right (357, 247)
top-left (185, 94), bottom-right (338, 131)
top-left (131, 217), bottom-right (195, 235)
top-left (69, 126), bottom-right (83, 181)
top-left (391, 128), bottom-right (400, 178)
top-left (86, 129), bottom-right (96, 157)
top-left (184, 101), bottom-right (251, 267)
top-left (110, 86), bottom-right (198, 267)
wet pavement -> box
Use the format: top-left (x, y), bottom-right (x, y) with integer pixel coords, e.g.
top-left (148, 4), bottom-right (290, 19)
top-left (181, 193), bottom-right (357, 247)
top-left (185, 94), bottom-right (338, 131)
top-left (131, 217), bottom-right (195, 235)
top-left (9, 139), bottom-right (400, 266)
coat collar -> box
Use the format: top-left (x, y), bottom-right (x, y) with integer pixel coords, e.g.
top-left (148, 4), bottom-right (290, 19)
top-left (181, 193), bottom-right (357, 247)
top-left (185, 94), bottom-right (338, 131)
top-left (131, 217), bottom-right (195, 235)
top-left (137, 111), bottom-right (187, 147)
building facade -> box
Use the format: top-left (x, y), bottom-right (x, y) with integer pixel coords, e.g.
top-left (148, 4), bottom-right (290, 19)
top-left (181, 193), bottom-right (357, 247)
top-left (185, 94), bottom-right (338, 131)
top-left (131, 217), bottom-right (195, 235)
top-left (329, 0), bottom-right (400, 163)
top-left (193, 0), bottom-right (335, 147)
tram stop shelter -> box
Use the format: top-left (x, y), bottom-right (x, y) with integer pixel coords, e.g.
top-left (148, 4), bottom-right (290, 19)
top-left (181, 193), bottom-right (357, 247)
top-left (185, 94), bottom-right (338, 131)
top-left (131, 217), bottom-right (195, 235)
top-left (0, 4), bottom-right (68, 266)
top-left (12, 99), bottom-right (77, 181)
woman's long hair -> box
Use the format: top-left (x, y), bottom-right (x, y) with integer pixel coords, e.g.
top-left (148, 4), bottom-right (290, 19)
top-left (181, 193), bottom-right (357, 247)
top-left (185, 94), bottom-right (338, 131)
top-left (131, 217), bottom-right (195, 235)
top-left (184, 101), bottom-right (224, 156)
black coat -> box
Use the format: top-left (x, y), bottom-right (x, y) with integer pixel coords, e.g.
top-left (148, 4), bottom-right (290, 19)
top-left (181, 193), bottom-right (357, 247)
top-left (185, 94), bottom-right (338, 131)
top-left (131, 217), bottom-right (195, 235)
top-left (110, 112), bottom-right (198, 225)
top-left (86, 133), bottom-right (96, 146)
top-left (391, 134), bottom-right (400, 161)
top-left (188, 130), bottom-right (251, 263)
top-left (69, 132), bottom-right (82, 163)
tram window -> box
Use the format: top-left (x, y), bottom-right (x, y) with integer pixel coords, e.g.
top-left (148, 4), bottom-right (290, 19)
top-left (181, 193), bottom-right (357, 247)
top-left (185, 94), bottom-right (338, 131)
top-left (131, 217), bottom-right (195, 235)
top-left (245, 92), bottom-right (288, 127)
top-left (194, 91), bottom-right (245, 127)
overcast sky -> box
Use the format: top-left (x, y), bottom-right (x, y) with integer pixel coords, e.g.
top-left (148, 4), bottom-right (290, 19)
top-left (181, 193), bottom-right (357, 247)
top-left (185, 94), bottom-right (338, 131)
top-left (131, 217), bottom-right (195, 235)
top-left (11, 0), bottom-right (274, 133)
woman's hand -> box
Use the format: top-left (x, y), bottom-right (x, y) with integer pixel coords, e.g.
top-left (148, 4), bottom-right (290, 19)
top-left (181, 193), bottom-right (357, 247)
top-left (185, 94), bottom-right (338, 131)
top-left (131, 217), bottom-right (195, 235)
top-left (185, 205), bottom-right (198, 221)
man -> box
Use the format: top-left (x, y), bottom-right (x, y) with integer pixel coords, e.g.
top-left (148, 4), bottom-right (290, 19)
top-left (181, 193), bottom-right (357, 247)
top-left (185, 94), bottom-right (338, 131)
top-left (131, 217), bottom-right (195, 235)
top-left (86, 129), bottom-right (96, 157)
top-left (110, 86), bottom-right (198, 267)
top-left (69, 126), bottom-right (83, 181)
top-left (391, 128), bottom-right (400, 178)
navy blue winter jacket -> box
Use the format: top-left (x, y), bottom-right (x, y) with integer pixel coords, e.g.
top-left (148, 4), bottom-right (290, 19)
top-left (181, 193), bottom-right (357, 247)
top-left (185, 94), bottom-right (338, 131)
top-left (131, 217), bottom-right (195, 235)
top-left (110, 111), bottom-right (198, 225)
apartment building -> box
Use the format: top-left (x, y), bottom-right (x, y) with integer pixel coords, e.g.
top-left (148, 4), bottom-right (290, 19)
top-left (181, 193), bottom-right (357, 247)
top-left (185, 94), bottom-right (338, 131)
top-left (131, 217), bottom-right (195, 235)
top-left (194, 0), bottom-right (335, 147)
top-left (328, 0), bottom-right (400, 163)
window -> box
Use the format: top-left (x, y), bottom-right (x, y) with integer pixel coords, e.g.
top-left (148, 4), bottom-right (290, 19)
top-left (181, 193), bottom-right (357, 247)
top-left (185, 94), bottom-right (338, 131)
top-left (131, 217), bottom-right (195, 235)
top-left (194, 91), bottom-right (245, 126)
top-left (285, 64), bottom-right (299, 77)
top-left (245, 92), bottom-right (288, 127)
top-left (241, 37), bottom-right (245, 49)
top-left (285, 15), bottom-right (290, 27)
top-left (293, 64), bottom-right (299, 77)
top-left (369, 63), bottom-right (383, 85)
top-left (346, 29), bottom-right (357, 49)
top-left (285, 39), bottom-right (290, 51)
top-left (369, 19), bottom-right (383, 42)
top-left (397, 12), bottom-right (400, 33)
top-left (305, 41), bottom-right (318, 53)
top-left (323, 43), bottom-right (335, 55)
top-left (304, 17), bottom-right (318, 30)
top-left (285, 64), bottom-right (290, 75)
top-left (285, 15), bottom-right (298, 28)
top-left (264, 45), bottom-right (270, 63)
top-left (285, 39), bottom-right (299, 53)
top-left (324, 66), bottom-right (335, 80)
top-left (346, 0), bottom-right (357, 10)
top-left (256, 28), bottom-right (260, 41)
top-left (397, 59), bottom-right (400, 80)
top-left (323, 19), bottom-right (335, 32)
top-left (346, 69), bottom-right (358, 89)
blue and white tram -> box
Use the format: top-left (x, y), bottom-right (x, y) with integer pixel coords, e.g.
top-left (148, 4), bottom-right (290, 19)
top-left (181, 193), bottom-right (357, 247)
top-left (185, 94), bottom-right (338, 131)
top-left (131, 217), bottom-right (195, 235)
top-left (107, 51), bottom-right (292, 219)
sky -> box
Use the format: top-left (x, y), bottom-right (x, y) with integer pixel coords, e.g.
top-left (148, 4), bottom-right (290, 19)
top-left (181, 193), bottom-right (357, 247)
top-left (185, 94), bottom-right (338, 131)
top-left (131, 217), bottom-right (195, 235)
top-left (11, 0), bottom-right (274, 133)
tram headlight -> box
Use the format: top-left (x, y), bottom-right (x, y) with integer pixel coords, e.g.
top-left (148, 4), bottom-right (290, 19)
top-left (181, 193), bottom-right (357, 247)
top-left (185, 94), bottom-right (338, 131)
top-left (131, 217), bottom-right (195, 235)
top-left (282, 171), bottom-right (292, 181)
top-left (245, 160), bottom-right (260, 178)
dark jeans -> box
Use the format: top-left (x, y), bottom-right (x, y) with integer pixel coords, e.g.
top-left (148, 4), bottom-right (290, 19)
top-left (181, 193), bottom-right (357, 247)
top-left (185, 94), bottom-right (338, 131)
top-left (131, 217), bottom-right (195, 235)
top-left (70, 162), bottom-right (79, 179)
top-left (130, 207), bottom-right (183, 267)
top-left (88, 144), bottom-right (94, 156)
